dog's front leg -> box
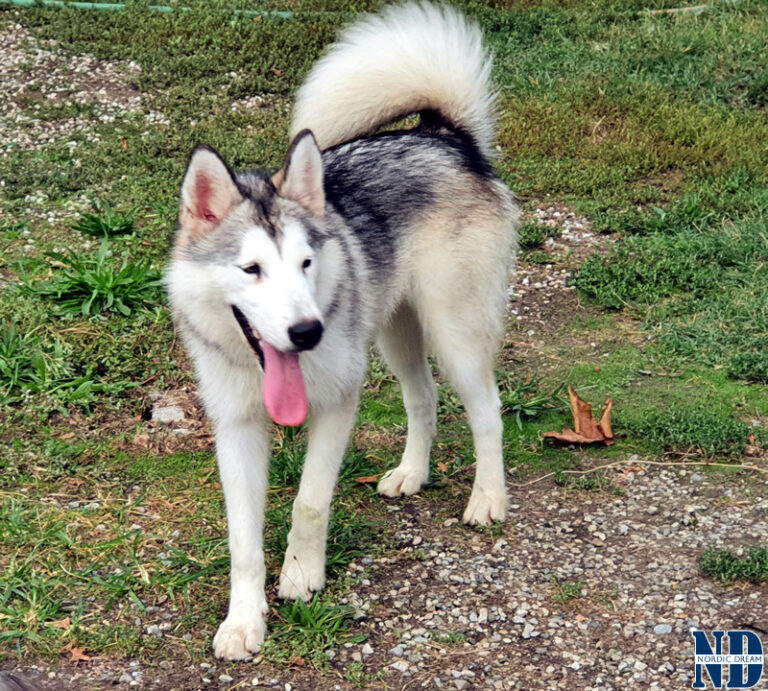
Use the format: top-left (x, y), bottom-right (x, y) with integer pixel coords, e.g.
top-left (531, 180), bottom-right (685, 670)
top-left (212, 417), bottom-right (270, 660)
top-left (278, 394), bottom-right (359, 601)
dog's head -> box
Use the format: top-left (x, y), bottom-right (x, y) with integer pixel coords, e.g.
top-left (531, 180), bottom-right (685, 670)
top-left (170, 130), bottom-right (332, 426)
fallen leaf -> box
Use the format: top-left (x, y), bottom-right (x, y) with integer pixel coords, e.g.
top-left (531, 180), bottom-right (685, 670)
top-left (50, 617), bottom-right (71, 629)
top-left (272, 68), bottom-right (282, 76)
top-left (291, 656), bottom-right (305, 667)
top-left (543, 387), bottom-right (614, 446)
top-left (437, 462), bottom-right (448, 473)
top-left (121, 138), bottom-right (128, 150)
top-left (354, 475), bottom-right (379, 484)
top-left (622, 465), bottom-right (645, 474)
top-left (70, 647), bottom-right (91, 663)
top-left (598, 398), bottom-right (614, 443)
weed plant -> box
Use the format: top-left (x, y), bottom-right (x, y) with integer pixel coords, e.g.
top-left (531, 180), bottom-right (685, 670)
top-left (24, 241), bottom-right (163, 317)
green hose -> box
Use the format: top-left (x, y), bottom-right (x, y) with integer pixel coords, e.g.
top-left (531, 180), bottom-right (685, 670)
top-left (0, 0), bottom-right (294, 17)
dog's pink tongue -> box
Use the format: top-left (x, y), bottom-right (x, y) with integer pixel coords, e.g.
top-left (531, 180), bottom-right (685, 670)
top-left (261, 341), bottom-right (308, 426)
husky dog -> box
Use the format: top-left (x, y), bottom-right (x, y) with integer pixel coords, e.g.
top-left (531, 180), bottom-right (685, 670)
top-left (166, 2), bottom-right (519, 660)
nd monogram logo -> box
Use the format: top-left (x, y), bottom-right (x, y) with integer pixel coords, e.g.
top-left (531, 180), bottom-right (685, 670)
top-left (692, 630), bottom-right (764, 689)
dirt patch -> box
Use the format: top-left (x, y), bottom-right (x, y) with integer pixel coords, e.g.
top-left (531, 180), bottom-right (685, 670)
top-left (503, 204), bottom-right (620, 374)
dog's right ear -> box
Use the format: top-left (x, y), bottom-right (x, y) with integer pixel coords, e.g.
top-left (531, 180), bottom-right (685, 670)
top-left (179, 146), bottom-right (243, 242)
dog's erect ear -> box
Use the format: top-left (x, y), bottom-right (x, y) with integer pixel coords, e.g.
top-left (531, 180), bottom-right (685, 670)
top-left (277, 130), bottom-right (324, 216)
top-left (179, 146), bottom-right (243, 241)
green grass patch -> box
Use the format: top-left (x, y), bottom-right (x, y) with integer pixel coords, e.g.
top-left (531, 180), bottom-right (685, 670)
top-left (518, 218), bottom-right (560, 250)
top-left (262, 595), bottom-right (365, 670)
top-left (575, 212), bottom-right (768, 382)
top-left (431, 630), bottom-right (467, 646)
top-left (555, 471), bottom-right (616, 493)
top-left (500, 376), bottom-right (568, 430)
top-left (73, 199), bottom-right (138, 238)
top-left (0, 321), bottom-right (133, 409)
top-left (701, 547), bottom-right (768, 585)
top-left (551, 576), bottom-right (585, 603)
top-left (23, 240), bottom-right (163, 318)
top-left (622, 405), bottom-right (750, 456)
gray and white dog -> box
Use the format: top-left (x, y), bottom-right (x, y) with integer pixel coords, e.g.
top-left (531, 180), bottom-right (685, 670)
top-left (166, 2), bottom-right (519, 660)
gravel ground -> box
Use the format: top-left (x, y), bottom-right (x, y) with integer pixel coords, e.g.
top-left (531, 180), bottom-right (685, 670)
top-left (9, 466), bottom-right (768, 690)
top-left (0, 22), bottom-right (142, 155)
top-left (3, 18), bottom-right (767, 691)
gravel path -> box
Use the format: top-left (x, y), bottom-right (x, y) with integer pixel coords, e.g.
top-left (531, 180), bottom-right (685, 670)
top-left (10, 466), bottom-right (768, 690)
top-left (340, 465), bottom-right (767, 690)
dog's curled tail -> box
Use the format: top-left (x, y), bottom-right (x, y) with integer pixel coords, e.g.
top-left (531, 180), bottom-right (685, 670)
top-left (290, 2), bottom-right (496, 158)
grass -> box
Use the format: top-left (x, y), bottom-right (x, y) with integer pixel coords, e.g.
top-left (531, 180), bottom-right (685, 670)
top-left (551, 577), bottom-right (585, 603)
top-left (1, 0), bottom-right (767, 677)
top-left (23, 240), bottom-right (163, 318)
top-left (499, 376), bottom-right (568, 430)
top-left (72, 200), bottom-right (138, 238)
top-left (0, 322), bottom-right (131, 409)
top-left (701, 547), bottom-right (768, 585)
top-left (262, 595), bottom-right (366, 670)
top-left (431, 630), bottom-right (467, 646)
top-left (518, 218), bottom-right (560, 250)
top-left (621, 405), bottom-right (752, 456)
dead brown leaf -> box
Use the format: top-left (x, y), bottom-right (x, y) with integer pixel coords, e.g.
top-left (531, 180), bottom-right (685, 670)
top-left (354, 475), bottom-right (379, 484)
top-left (543, 387), bottom-right (615, 446)
top-left (622, 465), bottom-right (645, 474)
top-left (70, 647), bottom-right (91, 663)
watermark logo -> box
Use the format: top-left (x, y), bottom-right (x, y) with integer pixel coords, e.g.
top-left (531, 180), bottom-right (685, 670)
top-left (692, 630), bottom-right (764, 689)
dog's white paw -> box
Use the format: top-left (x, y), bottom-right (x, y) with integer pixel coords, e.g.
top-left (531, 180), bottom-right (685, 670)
top-left (377, 465), bottom-right (428, 497)
top-left (278, 547), bottom-right (326, 601)
top-left (463, 486), bottom-right (507, 525)
top-left (213, 616), bottom-right (266, 660)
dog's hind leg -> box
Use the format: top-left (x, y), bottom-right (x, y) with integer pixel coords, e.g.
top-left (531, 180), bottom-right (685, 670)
top-left (437, 340), bottom-right (507, 525)
top-left (421, 296), bottom-right (508, 525)
top-left (375, 303), bottom-right (437, 498)
top-left (278, 393), bottom-right (359, 601)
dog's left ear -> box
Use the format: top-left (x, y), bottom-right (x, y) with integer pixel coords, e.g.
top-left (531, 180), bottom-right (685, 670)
top-left (276, 130), bottom-right (324, 216)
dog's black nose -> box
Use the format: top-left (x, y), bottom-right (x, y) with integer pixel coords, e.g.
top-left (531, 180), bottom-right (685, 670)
top-left (288, 320), bottom-right (324, 351)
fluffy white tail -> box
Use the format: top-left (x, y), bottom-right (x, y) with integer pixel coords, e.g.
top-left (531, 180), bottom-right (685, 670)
top-left (290, 2), bottom-right (496, 158)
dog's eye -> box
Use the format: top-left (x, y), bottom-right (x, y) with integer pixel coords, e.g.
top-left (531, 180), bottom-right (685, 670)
top-left (302, 259), bottom-right (312, 270)
top-left (243, 263), bottom-right (262, 277)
